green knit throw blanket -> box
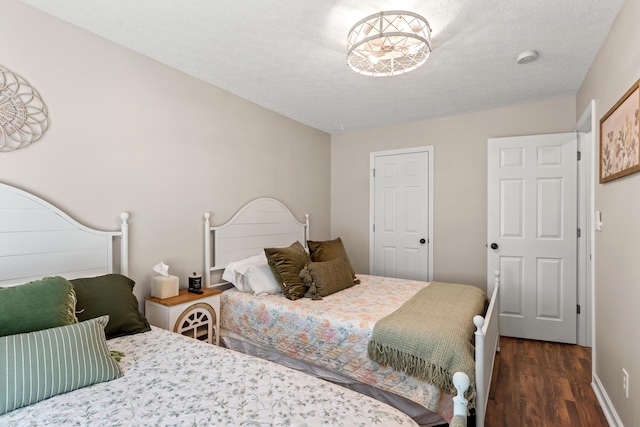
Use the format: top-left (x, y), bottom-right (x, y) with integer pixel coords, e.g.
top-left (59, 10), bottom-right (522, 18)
top-left (367, 282), bottom-right (487, 399)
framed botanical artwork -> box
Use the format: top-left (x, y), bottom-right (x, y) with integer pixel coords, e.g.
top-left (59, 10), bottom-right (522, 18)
top-left (600, 79), bottom-right (640, 183)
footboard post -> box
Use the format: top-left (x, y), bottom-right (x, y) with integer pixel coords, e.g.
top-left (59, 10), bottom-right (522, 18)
top-left (204, 212), bottom-right (211, 287)
top-left (473, 315), bottom-right (485, 427)
top-left (493, 271), bottom-right (501, 352)
top-left (453, 371), bottom-right (470, 417)
top-left (474, 271), bottom-right (500, 427)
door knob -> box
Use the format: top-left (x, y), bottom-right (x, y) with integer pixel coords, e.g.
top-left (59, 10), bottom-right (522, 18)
top-left (490, 243), bottom-right (499, 250)
top-left (419, 238), bottom-right (426, 244)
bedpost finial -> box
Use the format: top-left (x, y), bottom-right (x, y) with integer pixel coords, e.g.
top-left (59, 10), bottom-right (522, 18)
top-left (204, 212), bottom-right (211, 221)
top-left (452, 371), bottom-right (469, 417)
top-left (473, 315), bottom-right (485, 332)
top-left (452, 372), bottom-right (470, 396)
top-left (120, 212), bottom-right (129, 223)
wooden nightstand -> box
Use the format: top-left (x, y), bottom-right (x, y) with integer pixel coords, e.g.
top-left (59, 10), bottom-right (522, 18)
top-left (145, 288), bottom-right (222, 345)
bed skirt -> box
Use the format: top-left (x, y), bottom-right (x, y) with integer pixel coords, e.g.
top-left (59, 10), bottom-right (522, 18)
top-left (222, 332), bottom-right (446, 427)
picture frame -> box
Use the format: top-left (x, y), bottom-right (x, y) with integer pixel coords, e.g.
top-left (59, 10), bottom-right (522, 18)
top-left (600, 79), bottom-right (640, 183)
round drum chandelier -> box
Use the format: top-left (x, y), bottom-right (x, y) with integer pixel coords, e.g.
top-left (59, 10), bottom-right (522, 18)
top-left (347, 10), bottom-right (432, 77)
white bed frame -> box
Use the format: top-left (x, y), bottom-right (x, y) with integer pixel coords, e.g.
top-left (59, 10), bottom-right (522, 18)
top-left (0, 183), bottom-right (129, 287)
top-left (203, 198), bottom-right (309, 286)
top-left (203, 197), bottom-right (500, 427)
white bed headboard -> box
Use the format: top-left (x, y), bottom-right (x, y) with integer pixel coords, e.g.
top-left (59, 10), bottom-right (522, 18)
top-left (0, 183), bottom-right (129, 287)
top-left (203, 198), bottom-right (309, 287)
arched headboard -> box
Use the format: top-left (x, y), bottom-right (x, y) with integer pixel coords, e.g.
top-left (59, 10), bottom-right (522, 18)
top-left (203, 198), bottom-right (309, 287)
top-left (0, 183), bottom-right (129, 286)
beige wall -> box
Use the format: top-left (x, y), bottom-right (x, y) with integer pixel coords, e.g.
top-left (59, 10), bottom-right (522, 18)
top-left (577, 0), bottom-right (640, 425)
top-left (331, 97), bottom-right (576, 291)
top-left (4, 0), bottom-right (636, 422)
top-left (0, 1), bottom-right (331, 303)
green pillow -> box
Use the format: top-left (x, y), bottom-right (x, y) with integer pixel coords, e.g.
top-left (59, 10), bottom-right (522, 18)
top-left (0, 276), bottom-right (77, 337)
top-left (300, 257), bottom-right (355, 300)
top-left (70, 274), bottom-right (150, 339)
top-left (308, 237), bottom-right (358, 282)
top-left (264, 241), bottom-right (311, 300)
top-left (0, 315), bottom-right (122, 415)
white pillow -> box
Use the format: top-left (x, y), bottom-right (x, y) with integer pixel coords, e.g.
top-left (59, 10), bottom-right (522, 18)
top-left (222, 253), bottom-right (265, 292)
top-left (244, 263), bottom-right (282, 295)
top-left (222, 252), bottom-right (281, 295)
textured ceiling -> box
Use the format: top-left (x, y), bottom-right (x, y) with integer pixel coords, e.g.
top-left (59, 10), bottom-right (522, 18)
top-left (21, 0), bottom-right (625, 134)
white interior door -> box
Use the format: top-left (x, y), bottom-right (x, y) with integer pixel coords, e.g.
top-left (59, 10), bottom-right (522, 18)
top-left (370, 148), bottom-right (432, 281)
top-left (487, 133), bottom-right (577, 344)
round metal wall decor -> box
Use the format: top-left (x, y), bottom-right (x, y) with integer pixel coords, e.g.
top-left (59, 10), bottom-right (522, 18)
top-left (0, 65), bottom-right (48, 152)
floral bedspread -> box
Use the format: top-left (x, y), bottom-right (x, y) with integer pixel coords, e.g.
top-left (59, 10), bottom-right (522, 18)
top-left (221, 274), bottom-right (456, 420)
top-left (0, 326), bottom-right (418, 427)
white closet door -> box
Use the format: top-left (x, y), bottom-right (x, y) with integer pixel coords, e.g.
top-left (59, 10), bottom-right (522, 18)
top-left (372, 150), bottom-right (430, 281)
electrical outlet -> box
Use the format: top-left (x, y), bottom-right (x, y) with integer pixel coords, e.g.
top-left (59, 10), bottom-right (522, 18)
top-left (623, 369), bottom-right (630, 398)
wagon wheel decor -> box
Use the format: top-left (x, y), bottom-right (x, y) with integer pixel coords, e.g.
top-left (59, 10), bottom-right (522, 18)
top-left (0, 65), bottom-right (48, 152)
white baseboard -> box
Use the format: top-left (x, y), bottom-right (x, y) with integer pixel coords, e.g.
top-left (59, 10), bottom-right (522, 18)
top-left (592, 372), bottom-right (623, 427)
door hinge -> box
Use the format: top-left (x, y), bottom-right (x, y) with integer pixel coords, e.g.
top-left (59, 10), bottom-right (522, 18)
top-left (577, 228), bottom-right (581, 238)
top-left (373, 224), bottom-right (375, 232)
top-left (577, 151), bottom-right (581, 161)
top-left (577, 304), bottom-right (581, 314)
top-left (372, 168), bottom-right (375, 177)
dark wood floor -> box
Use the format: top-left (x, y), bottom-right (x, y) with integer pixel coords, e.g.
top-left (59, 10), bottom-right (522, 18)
top-left (482, 336), bottom-right (608, 427)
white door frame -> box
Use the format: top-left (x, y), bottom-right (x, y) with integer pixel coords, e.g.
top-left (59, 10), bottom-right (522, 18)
top-left (369, 146), bottom-right (434, 280)
top-left (575, 100), bottom-right (596, 349)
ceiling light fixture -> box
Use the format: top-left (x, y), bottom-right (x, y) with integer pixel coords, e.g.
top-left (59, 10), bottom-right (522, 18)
top-left (347, 10), bottom-right (432, 77)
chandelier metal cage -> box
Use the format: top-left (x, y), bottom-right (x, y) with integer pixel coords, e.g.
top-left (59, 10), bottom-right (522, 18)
top-left (347, 10), bottom-right (432, 77)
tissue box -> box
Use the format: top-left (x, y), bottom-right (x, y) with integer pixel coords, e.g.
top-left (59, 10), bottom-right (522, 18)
top-left (151, 275), bottom-right (179, 299)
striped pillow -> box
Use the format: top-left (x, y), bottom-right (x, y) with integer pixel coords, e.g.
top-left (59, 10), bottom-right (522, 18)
top-left (0, 315), bottom-right (122, 415)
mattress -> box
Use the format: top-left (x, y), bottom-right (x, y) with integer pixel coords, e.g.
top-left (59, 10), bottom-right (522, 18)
top-left (0, 326), bottom-right (418, 427)
top-left (220, 274), bottom-right (456, 421)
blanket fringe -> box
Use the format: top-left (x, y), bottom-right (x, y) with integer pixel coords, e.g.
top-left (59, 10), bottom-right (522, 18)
top-left (367, 342), bottom-right (477, 405)
top-left (110, 350), bottom-right (125, 362)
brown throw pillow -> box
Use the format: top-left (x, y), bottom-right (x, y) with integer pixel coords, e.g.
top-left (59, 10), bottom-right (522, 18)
top-left (300, 257), bottom-right (355, 300)
top-left (307, 237), bottom-right (358, 283)
top-left (264, 241), bottom-right (311, 300)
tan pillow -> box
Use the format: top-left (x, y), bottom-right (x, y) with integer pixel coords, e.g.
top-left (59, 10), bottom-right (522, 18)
top-left (300, 257), bottom-right (355, 300)
top-left (307, 237), bottom-right (357, 282)
top-left (264, 241), bottom-right (311, 300)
